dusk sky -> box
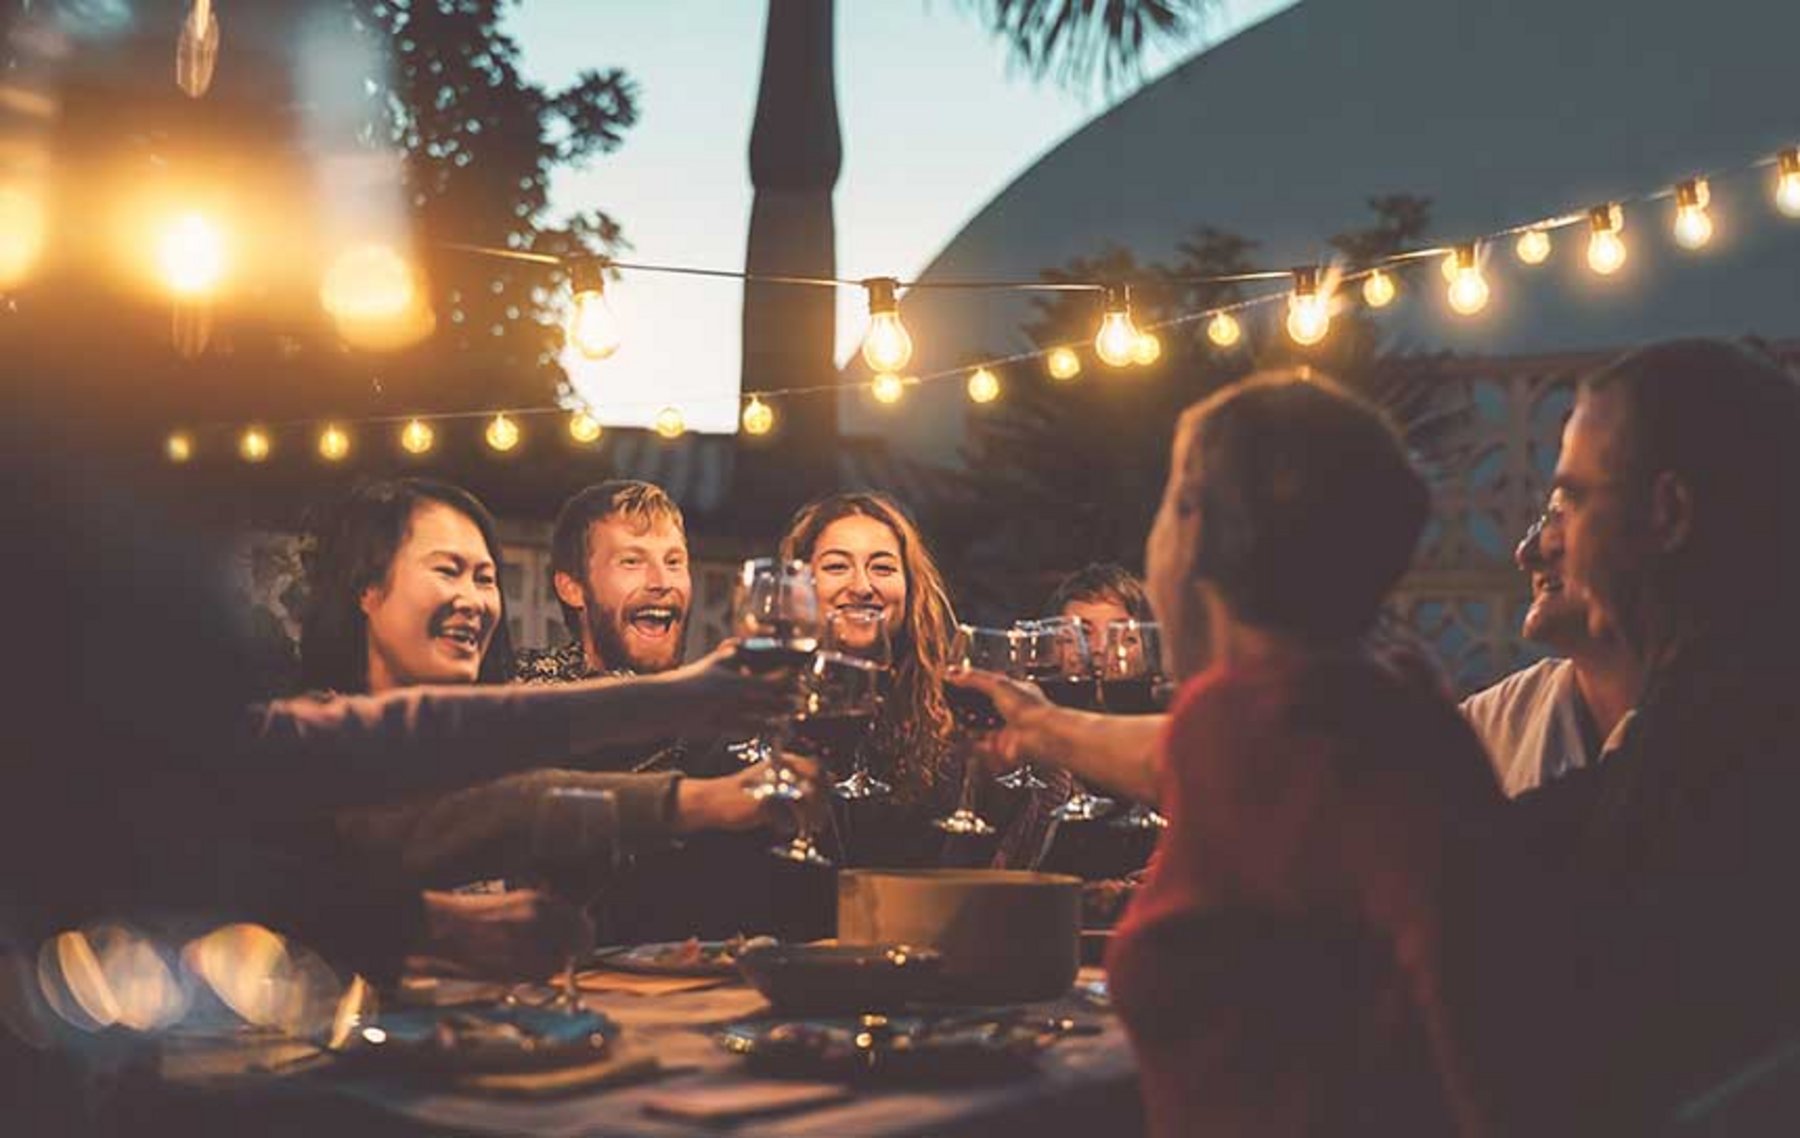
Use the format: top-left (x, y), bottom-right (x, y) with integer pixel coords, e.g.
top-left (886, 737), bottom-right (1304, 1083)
top-left (510, 1), bottom-right (1296, 432)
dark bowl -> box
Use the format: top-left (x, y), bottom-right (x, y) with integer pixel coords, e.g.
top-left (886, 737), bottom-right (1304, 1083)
top-left (735, 944), bottom-right (944, 1015)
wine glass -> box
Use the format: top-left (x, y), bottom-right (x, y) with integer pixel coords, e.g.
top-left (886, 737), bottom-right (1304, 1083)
top-left (528, 786), bottom-right (620, 1014)
top-left (1009, 617), bottom-right (1096, 794)
top-left (933, 624), bottom-right (1014, 836)
top-left (803, 609), bottom-right (892, 802)
top-left (1102, 619), bottom-right (1170, 832)
top-left (732, 559), bottom-right (824, 853)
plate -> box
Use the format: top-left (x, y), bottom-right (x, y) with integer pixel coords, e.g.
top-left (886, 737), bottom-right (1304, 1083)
top-left (592, 936), bottom-right (775, 977)
top-left (717, 1011), bottom-right (1071, 1086)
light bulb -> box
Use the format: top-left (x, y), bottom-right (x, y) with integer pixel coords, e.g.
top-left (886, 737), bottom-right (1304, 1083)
top-left (566, 288), bottom-right (621, 360)
top-left (1587, 204), bottom-right (1627, 276)
top-left (966, 367), bottom-right (1001, 403)
top-left (860, 278), bottom-right (913, 372)
top-left (871, 372), bottom-right (906, 405)
top-left (484, 413), bottom-right (520, 452)
top-left (1672, 178), bottom-right (1713, 250)
top-left (1777, 150), bottom-right (1800, 218)
top-left (1093, 286), bottom-right (1138, 367)
top-left (156, 212), bottom-right (227, 298)
top-left (653, 407), bottom-right (685, 439)
top-left (1515, 228), bottom-right (1552, 265)
top-left (1446, 244), bottom-right (1489, 316)
top-left (1046, 347), bottom-right (1082, 380)
top-left (742, 397), bottom-right (774, 436)
top-left (1130, 332), bottom-right (1162, 366)
top-left (1285, 268), bottom-right (1329, 347)
top-left (239, 427), bottom-right (270, 463)
top-left (568, 411), bottom-right (602, 443)
top-left (165, 432), bottom-right (193, 463)
top-left (1206, 311), bottom-right (1241, 348)
top-left (1362, 269), bottom-right (1396, 309)
top-left (400, 418), bottom-right (434, 455)
top-left (0, 182), bottom-right (46, 289)
top-left (317, 425), bottom-right (350, 462)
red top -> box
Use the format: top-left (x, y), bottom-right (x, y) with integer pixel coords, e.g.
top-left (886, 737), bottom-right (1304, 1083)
top-left (1108, 650), bottom-right (1504, 1138)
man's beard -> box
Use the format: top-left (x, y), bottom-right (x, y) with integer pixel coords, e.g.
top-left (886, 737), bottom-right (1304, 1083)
top-left (584, 596), bottom-right (687, 674)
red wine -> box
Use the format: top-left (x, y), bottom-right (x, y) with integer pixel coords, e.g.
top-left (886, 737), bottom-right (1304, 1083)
top-left (791, 710), bottom-right (875, 768)
top-left (945, 684), bottom-right (1002, 731)
top-left (1038, 676), bottom-right (1099, 711)
top-left (737, 635), bottom-right (819, 672)
top-left (1100, 677), bottom-right (1161, 715)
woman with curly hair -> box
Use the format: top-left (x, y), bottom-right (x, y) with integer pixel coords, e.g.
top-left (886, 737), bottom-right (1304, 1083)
top-left (779, 491), bottom-right (1055, 868)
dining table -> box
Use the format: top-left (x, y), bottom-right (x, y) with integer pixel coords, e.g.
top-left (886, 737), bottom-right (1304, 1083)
top-left (155, 964), bottom-right (1141, 1138)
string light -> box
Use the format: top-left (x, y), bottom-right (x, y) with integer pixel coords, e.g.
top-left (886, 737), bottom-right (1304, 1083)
top-left (1778, 149), bottom-right (1800, 218)
top-left (742, 396), bottom-right (774, 435)
top-left (568, 410), bottom-right (602, 443)
top-left (400, 418), bottom-right (434, 455)
top-left (966, 367), bottom-right (1001, 403)
top-left (1130, 332), bottom-right (1162, 366)
top-left (1206, 311), bottom-right (1241, 348)
top-left (238, 426), bottom-right (270, 463)
top-left (1445, 243), bottom-right (1490, 316)
top-left (1093, 285), bottom-right (1139, 367)
top-left (566, 259), bottom-right (622, 360)
top-left (484, 413), bottom-right (520, 452)
top-left (1586, 203), bottom-right (1627, 276)
top-left (860, 277), bottom-right (913, 372)
top-left (1672, 178), bottom-right (1714, 250)
top-left (156, 212), bottom-right (227, 298)
top-left (1285, 267), bottom-right (1330, 347)
top-left (1046, 347), bottom-right (1082, 380)
top-left (653, 407), bottom-right (685, 439)
top-left (1515, 228), bottom-right (1552, 265)
top-left (317, 424), bottom-right (349, 462)
top-left (165, 432), bottom-right (192, 463)
top-left (1362, 269), bottom-right (1397, 308)
top-left (871, 373), bottom-right (907, 404)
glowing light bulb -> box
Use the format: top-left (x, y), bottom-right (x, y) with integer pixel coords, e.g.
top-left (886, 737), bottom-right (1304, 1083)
top-left (1285, 268), bottom-right (1329, 347)
top-left (653, 407), bottom-right (685, 439)
top-left (1586, 204), bottom-right (1627, 276)
top-left (317, 425), bottom-right (349, 462)
top-left (1672, 178), bottom-right (1713, 250)
top-left (484, 413), bottom-right (520, 452)
top-left (1446, 244), bottom-right (1489, 316)
top-left (1777, 149), bottom-right (1800, 218)
top-left (156, 212), bottom-right (227, 298)
top-left (1206, 311), bottom-right (1241, 348)
top-left (568, 411), bottom-right (602, 443)
top-left (239, 427), bottom-right (270, 463)
top-left (1515, 228), bottom-right (1552, 265)
top-left (1362, 269), bottom-right (1396, 309)
top-left (1046, 347), bottom-right (1082, 380)
top-left (565, 259), bottom-right (621, 359)
top-left (0, 183), bottom-right (46, 289)
top-left (742, 396), bottom-right (774, 435)
top-left (966, 367), bottom-right (1001, 403)
top-left (859, 278), bottom-right (913, 372)
top-left (400, 418), bottom-right (434, 455)
top-left (1130, 332), bottom-right (1162, 366)
top-left (322, 243), bottom-right (415, 320)
top-left (1093, 285), bottom-right (1138, 367)
top-left (871, 372), bottom-right (906, 405)
top-left (165, 432), bottom-right (193, 463)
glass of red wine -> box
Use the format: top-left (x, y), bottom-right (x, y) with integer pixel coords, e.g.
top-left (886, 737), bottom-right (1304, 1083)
top-left (1002, 618), bottom-right (1084, 793)
top-left (528, 786), bottom-right (620, 1013)
top-left (1102, 619), bottom-right (1170, 832)
top-left (933, 624), bottom-right (1013, 836)
top-left (733, 559), bottom-right (824, 857)
top-left (800, 609), bottom-right (892, 802)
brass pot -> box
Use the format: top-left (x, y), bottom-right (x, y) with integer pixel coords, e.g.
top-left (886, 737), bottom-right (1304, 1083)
top-left (837, 869), bottom-right (1081, 1004)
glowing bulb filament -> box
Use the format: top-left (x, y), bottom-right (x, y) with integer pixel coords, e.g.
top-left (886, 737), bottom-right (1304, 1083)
top-left (1362, 269), bottom-right (1396, 309)
top-left (400, 419), bottom-right (434, 455)
top-left (967, 367), bottom-right (1001, 403)
top-left (860, 278), bottom-right (913, 372)
top-left (484, 413), bottom-right (520, 452)
top-left (566, 260), bottom-right (621, 360)
top-left (1446, 244), bottom-right (1489, 316)
top-left (1206, 311), bottom-right (1241, 348)
top-left (871, 373), bottom-right (906, 405)
top-left (318, 425), bottom-right (350, 462)
top-left (1515, 228), bottom-right (1552, 266)
top-left (1285, 268), bottom-right (1330, 347)
top-left (742, 397), bottom-right (774, 436)
top-left (569, 411), bottom-right (602, 443)
top-left (1093, 286), bottom-right (1139, 367)
top-left (239, 427), bottom-right (270, 463)
top-left (166, 432), bottom-right (193, 463)
top-left (654, 407), bottom-right (685, 439)
top-left (1046, 347), bottom-right (1082, 380)
top-left (1672, 178), bottom-right (1713, 250)
top-left (1586, 204), bottom-right (1627, 276)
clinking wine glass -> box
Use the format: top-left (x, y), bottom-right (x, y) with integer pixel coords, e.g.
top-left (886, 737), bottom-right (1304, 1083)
top-left (798, 608), bottom-right (892, 802)
top-left (732, 559), bottom-right (825, 863)
top-left (934, 624), bottom-right (1014, 836)
top-left (1102, 618), bottom-right (1170, 832)
top-left (1008, 617), bottom-right (1090, 795)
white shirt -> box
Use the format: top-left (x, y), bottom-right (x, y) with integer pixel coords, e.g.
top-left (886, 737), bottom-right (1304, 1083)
top-left (1460, 658), bottom-right (1598, 797)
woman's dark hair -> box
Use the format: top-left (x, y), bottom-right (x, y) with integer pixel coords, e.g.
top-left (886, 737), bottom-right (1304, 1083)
top-left (298, 478), bottom-right (515, 693)
top-left (1044, 563), bottom-right (1155, 622)
top-left (1176, 370), bottom-right (1429, 643)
